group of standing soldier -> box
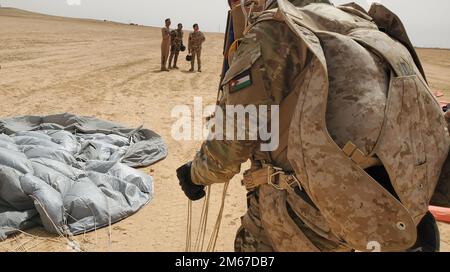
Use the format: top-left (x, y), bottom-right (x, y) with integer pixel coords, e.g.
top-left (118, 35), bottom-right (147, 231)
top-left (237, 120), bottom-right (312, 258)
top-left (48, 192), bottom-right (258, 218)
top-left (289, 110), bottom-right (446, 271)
top-left (161, 18), bottom-right (206, 72)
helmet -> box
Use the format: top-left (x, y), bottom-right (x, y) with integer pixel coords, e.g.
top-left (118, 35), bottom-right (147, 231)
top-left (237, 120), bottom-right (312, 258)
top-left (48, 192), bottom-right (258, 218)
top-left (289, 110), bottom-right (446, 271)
top-left (185, 55), bottom-right (192, 62)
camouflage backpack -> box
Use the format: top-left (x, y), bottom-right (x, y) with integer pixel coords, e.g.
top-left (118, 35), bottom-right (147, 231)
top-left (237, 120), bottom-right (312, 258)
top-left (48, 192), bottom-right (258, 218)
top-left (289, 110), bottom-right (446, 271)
top-left (255, 0), bottom-right (450, 251)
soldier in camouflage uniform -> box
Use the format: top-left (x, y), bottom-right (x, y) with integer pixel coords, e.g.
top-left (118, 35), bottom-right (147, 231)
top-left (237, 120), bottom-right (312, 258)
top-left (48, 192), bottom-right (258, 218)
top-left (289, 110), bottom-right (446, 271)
top-left (188, 24), bottom-right (206, 72)
top-left (177, 0), bottom-right (450, 252)
top-left (169, 23), bottom-right (184, 70)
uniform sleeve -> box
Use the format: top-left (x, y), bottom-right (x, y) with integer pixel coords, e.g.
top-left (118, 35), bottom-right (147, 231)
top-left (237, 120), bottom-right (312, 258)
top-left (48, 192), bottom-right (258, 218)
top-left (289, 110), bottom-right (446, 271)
top-left (191, 111), bottom-right (259, 185)
top-left (191, 21), bottom-right (308, 186)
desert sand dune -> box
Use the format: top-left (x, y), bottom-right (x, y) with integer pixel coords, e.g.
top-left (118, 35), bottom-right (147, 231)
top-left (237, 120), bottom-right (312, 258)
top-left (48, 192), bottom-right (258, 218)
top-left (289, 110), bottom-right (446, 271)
top-left (0, 8), bottom-right (449, 252)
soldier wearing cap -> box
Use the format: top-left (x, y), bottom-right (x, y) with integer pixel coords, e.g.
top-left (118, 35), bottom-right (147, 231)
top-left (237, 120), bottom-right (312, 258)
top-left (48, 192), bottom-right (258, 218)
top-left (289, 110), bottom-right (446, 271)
top-left (188, 24), bottom-right (206, 72)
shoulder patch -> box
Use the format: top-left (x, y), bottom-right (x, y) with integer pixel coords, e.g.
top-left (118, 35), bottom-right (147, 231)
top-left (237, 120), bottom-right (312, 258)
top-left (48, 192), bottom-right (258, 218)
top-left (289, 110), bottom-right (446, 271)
top-left (230, 69), bottom-right (252, 93)
top-left (221, 40), bottom-right (261, 87)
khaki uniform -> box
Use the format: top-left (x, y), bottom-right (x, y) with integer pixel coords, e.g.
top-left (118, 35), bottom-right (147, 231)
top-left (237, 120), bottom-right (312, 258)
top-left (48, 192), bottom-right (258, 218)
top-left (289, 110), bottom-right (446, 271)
top-left (169, 29), bottom-right (184, 68)
top-left (188, 31), bottom-right (206, 71)
top-left (191, 0), bottom-right (450, 252)
top-left (161, 27), bottom-right (171, 70)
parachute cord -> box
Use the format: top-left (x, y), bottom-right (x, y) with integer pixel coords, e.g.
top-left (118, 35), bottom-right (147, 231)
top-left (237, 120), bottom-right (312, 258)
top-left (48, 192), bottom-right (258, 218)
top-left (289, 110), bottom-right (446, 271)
top-left (186, 187), bottom-right (209, 252)
top-left (185, 183), bottom-right (230, 252)
top-left (240, 0), bottom-right (248, 28)
top-left (185, 200), bottom-right (193, 252)
top-left (196, 186), bottom-right (211, 252)
top-left (206, 182), bottom-right (230, 252)
top-left (187, 185), bottom-right (211, 252)
top-left (240, 0), bottom-right (256, 34)
top-left (28, 195), bottom-right (83, 252)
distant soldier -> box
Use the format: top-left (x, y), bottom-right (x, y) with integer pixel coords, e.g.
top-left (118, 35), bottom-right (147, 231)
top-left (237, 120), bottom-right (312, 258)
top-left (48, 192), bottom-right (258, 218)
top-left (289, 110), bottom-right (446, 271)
top-left (169, 23), bottom-right (184, 69)
top-left (188, 23), bottom-right (206, 72)
top-left (161, 18), bottom-right (171, 72)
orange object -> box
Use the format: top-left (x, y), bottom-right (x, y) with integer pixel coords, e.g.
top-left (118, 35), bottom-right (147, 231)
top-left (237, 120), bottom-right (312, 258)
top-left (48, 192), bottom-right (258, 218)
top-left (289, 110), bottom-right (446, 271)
top-left (429, 206), bottom-right (450, 223)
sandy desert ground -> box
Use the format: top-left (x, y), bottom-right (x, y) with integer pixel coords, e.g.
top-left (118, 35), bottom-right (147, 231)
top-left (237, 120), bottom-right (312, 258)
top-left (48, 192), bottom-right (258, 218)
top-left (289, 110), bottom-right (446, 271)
top-left (0, 8), bottom-right (449, 252)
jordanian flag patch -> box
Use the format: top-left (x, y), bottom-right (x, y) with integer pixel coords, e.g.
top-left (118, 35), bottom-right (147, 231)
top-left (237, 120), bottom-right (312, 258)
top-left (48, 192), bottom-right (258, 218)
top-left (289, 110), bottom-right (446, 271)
top-left (230, 70), bottom-right (252, 93)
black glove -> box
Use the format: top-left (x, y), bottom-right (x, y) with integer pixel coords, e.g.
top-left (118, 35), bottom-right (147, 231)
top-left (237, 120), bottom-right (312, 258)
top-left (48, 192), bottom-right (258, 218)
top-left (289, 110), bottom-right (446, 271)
top-left (443, 103), bottom-right (449, 113)
top-left (176, 162), bottom-right (206, 201)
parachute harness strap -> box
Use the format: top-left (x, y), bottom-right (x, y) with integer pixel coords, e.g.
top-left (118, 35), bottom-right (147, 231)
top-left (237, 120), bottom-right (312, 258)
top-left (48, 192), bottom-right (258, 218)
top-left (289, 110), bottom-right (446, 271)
top-left (342, 141), bottom-right (382, 169)
top-left (241, 0), bottom-right (257, 34)
top-left (186, 182), bottom-right (230, 252)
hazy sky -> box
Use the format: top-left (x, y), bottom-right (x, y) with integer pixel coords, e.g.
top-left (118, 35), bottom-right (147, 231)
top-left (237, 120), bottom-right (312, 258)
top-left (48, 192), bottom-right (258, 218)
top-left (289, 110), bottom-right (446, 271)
top-left (1, 0), bottom-right (449, 48)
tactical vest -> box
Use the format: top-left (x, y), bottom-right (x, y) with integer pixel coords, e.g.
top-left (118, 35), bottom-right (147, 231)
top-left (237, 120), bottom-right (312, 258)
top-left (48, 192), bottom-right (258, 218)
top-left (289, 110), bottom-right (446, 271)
top-left (250, 0), bottom-right (450, 251)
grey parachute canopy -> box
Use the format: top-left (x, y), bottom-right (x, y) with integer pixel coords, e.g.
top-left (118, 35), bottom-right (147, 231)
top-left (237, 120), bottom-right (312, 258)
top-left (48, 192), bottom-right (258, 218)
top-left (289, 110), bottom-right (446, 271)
top-left (0, 113), bottom-right (168, 240)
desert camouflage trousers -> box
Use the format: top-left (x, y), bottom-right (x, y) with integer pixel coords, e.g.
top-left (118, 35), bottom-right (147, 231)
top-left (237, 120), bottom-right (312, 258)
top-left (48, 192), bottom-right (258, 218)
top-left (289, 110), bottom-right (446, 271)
top-left (235, 226), bottom-right (273, 252)
top-left (234, 190), bottom-right (352, 252)
top-left (190, 49), bottom-right (202, 71)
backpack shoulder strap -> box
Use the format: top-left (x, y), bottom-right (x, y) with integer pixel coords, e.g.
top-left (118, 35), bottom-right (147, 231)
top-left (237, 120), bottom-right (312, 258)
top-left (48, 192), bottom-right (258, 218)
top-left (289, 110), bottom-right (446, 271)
top-left (368, 3), bottom-right (427, 82)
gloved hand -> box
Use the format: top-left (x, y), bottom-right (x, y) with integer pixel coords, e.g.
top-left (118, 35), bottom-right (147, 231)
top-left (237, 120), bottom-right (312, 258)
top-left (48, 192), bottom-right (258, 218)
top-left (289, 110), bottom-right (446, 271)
top-left (176, 162), bottom-right (206, 201)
